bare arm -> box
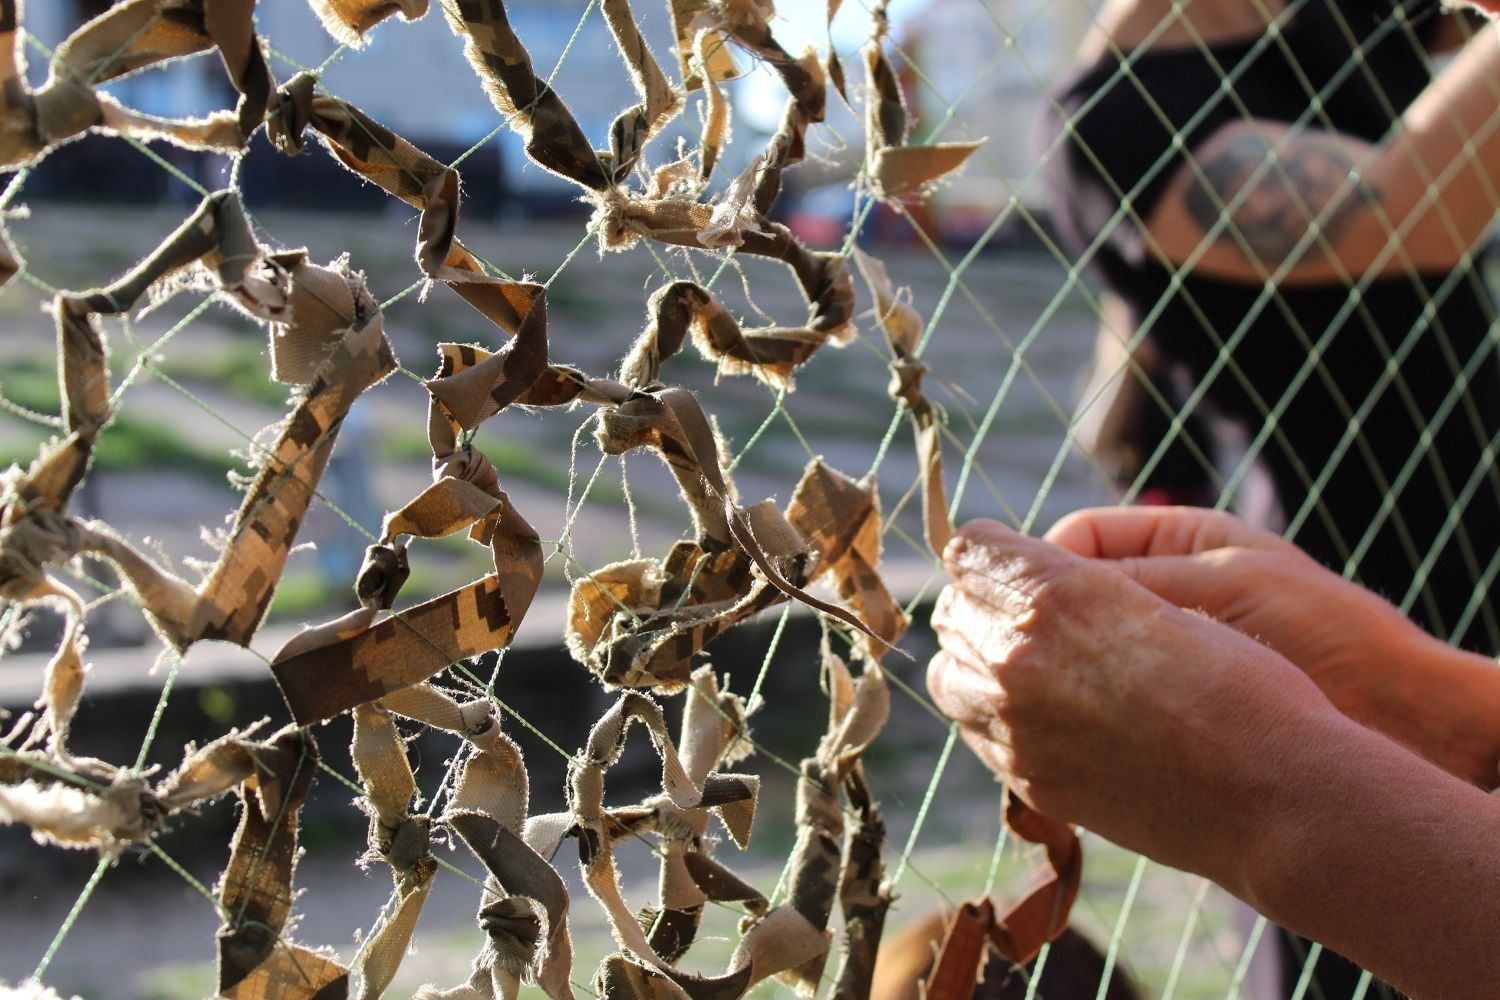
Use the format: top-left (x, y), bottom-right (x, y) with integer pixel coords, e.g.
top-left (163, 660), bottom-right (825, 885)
top-left (1047, 505), bottom-right (1500, 785)
top-left (1147, 23), bottom-right (1500, 284)
top-left (929, 518), bottom-right (1500, 997)
top-left (1366, 626), bottom-right (1500, 786)
top-left (1242, 711), bottom-right (1500, 999)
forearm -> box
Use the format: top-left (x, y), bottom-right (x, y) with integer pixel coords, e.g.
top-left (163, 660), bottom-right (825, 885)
top-left (1367, 630), bottom-right (1500, 786)
top-left (1223, 711), bottom-right (1500, 998)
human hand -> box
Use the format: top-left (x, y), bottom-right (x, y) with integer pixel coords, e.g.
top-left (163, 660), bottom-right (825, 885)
top-left (1044, 506), bottom-right (1500, 786)
top-left (927, 518), bottom-right (1341, 886)
top-left (1042, 506), bottom-right (1421, 729)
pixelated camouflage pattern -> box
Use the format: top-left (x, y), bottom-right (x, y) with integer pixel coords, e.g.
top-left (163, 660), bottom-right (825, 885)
top-left (215, 728), bottom-right (350, 999)
top-left (1, 188), bottom-right (396, 771)
top-left (348, 702), bottom-right (437, 1000)
top-left (832, 768), bottom-right (892, 1000)
top-left (0, 0), bottom-right (270, 170)
top-left (436, 0), bottom-right (614, 189)
top-left (667, 0), bottom-right (740, 91)
top-left (693, 0), bottom-right (824, 217)
top-left (0, 2), bottom-right (1066, 995)
top-left (860, 1), bottom-right (983, 200)
top-left (566, 690), bottom-right (829, 1000)
top-left (779, 648), bottom-right (890, 995)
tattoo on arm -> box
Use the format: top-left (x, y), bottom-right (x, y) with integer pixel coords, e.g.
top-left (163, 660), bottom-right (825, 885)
top-left (1182, 130), bottom-right (1379, 266)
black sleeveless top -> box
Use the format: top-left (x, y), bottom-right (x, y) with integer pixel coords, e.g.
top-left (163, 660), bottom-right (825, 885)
top-left (1041, 0), bottom-right (1500, 652)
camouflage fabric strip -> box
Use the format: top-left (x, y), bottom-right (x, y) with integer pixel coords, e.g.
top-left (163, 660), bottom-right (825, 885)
top-left (860, 1), bottom-right (982, 200)
top-left (308, 0), bottom-right (428, 48)
top-left (436, 0), bottom-right (613, 190)
top-left (0, 188), bottom-right (397, 776)
top-left (215, 728), bottom-right (349, 1000)
top-left (0, 0), bottom-right (271, 170)
top-left (271, 575), bottom-right (513, 726)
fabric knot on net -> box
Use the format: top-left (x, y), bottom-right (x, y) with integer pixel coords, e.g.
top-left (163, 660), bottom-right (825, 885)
top-left (0, 0), bottom-right (1095, 997)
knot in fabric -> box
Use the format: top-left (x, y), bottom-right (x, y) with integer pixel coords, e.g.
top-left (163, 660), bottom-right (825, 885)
top-left (887, 356), bottom-right (928, 412)
top-left (433, 444), bottom-right (501, 499)
top-left (0, 508), bottom-right (84, 600)
top-left (268, 73), bottom-right (318, 155)
top-left (355, 543), bottom-right (410, 611)
top-left (478, 896), bottom-right (541, 973)
top-left (382, 814), bottom-right (431, 874)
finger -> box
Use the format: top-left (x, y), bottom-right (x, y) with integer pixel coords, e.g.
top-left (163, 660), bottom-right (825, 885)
top-left (932, 585), bottom-right (1021, 668)
top-left (926, 649), bottom-right (1007, 732)
top-left (1111, 552), bottom-right (1239, 616)
top-left (943, 518), bottom-right (1080, 587)
top-left (957, 725), bottom-right (1014, 782)
top-left (1044, 506), bottom-right (1299, 560)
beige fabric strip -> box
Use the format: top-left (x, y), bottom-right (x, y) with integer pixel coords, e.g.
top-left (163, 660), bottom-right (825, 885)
top-left (0, 2), bottom-right (1071, 996)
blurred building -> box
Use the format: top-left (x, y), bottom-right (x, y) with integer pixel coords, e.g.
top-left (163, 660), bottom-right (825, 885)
top-left (29, 1), bottom-right (1087, 235)
top-left (902, 0), bottom-right (1091, 237)
top-left (31, 1), bottom-right (689, 215)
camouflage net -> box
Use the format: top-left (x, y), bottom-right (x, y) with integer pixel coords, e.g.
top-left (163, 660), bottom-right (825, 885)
top-left (0, 0), bottom-right (1079, 997)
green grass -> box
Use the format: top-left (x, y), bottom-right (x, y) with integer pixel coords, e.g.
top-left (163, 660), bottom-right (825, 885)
top-left (381, 422), bottom-right (636, 507)
top-left (264, 568), bottom-right (334, 621)
top-left (155, 338), bottom-right (290, 408)
top-left (0, 357), bottom-right (247, 479)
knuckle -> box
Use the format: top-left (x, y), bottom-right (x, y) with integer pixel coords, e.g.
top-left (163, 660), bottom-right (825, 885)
top-left (1025, 559), bottom-right (1103, 617)
top-left (1021, 566), bottom-right (1072, 618)
top-left (931, 585), bottom-right (958, 629)
top-left (924, 653), bottom-right (950, 701)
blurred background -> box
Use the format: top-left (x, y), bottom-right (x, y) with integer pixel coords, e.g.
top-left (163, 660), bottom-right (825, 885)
top-left (0, 2), bottom-right (1286, 997)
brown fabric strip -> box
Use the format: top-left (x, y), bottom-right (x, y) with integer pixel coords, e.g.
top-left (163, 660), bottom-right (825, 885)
top-left (349, 702), bottom-right (433, 1000)
top-left (309, 0), bottom-right (429, 48)
top-left (215, 727), bottom-right (350, 1000)
top-left (0, 0), bottom-right (271, 169)
top-left (788, 462), bottom-right (910, 658)
top-left (436, 0), bottom-right (613, 190)
top-left (271, 575), bottom-right (512, 726)
top-left (860, 2), bottom-right (982, 200)
top-left (0, 722), bottom-right (267, 851)
top-left (669, 0), bottom-right (740, 91)
top-left (921, 791), bottom-right (1084, 999)
top-left (853, 249), bottom-right (955, 555)
top-left (447, 811), bottom-right (574, 999)
top-left (1, 190), bottom-right (397, 774)
top-left (778, 649), bottom-right (889, 994)
top-left (0, 2), bottom-right (1026, 992)
top-left (570, 690), bottom-right (825, 1000)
